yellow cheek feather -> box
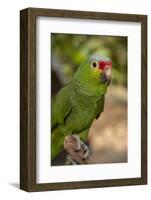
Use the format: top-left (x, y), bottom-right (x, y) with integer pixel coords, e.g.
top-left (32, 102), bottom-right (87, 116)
top-left (91, 68), bottom-right (103, 83)
top-left (92, 67), bottom-right (103, 75)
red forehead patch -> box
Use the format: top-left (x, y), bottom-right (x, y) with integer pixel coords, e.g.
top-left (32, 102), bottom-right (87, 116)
top-left (99, 60), bottom-right (112, 70)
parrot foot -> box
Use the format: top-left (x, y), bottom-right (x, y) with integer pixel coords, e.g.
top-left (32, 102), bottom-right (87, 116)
top-left (64, 134), bottom-right (90, 164)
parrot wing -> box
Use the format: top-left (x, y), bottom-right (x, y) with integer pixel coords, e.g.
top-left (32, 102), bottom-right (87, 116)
top-left (51, 85), bottom-right (73, 130)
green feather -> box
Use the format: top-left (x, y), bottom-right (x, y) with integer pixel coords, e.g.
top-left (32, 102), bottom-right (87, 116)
top-left (51, 55), bottom-right (109, 160)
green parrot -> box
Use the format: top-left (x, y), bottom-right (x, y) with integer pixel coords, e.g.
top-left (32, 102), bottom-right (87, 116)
top-left (51, 54), bottom-right (112, 163)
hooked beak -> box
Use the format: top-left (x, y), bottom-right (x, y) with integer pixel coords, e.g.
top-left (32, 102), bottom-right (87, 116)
top-left (101, 66), bottom-right (111, 86)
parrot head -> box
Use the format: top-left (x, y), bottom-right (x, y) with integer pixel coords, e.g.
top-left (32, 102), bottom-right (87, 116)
top-left (89, 55), bottom-right (112, 86)
top-left (73, 54), bottom-right (112, 97)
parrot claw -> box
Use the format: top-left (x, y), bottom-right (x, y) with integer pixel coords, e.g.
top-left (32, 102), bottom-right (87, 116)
top-left (64, 134), bottom-right (90, 164)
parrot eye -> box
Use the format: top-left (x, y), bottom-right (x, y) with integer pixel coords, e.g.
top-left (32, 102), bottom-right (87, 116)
top-left (91, 61), bottom-right (98, 69)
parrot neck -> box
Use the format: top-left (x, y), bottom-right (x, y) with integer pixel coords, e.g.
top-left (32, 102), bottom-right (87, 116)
top-left (71, 80), bottom-right (105, 102)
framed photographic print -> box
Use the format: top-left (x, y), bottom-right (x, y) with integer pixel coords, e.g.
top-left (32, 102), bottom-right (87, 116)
top-left (20, 8), bottom-right (147, 191)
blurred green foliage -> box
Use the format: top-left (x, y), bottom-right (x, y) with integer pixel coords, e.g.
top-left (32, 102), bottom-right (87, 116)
top-left (51, 33), bottom-right (127, 86)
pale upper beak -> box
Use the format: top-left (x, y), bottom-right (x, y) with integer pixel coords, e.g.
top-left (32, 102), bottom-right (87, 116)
top-left (101, 66), bottom-right (112, 86)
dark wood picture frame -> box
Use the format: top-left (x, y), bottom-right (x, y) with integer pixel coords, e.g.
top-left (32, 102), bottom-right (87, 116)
top-left (20, 7), bottom-right (147, 192)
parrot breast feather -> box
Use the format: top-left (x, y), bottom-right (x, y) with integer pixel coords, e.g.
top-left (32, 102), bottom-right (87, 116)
top-left (96, 95), bottom-right (105, 119)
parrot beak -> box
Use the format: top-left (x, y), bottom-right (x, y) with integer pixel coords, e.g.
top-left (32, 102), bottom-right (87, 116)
top-left (101, 66), bottom-right (111, 86)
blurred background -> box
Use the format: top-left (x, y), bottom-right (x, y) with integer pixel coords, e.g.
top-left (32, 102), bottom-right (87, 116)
top-left (51, 33), bottom-right (127, 165)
